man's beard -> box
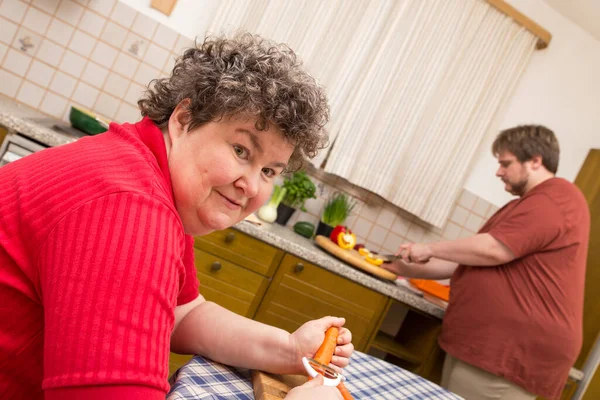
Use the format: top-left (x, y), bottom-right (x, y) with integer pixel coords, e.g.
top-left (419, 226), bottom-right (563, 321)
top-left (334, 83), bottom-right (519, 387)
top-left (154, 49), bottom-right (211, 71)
top-left (506, 175), bottom-right (528, 196)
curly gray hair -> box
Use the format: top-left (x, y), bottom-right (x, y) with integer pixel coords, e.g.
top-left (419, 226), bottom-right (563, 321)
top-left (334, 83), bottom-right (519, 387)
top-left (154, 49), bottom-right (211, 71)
top-left (138, 32), bottom-right (330, 171)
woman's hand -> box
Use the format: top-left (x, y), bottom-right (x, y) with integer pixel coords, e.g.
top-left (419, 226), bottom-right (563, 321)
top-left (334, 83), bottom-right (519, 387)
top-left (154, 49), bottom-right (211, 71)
top-left (289, 316), bottom-right (353, 374)
top-left (285, 375), bottom-right (343, 400)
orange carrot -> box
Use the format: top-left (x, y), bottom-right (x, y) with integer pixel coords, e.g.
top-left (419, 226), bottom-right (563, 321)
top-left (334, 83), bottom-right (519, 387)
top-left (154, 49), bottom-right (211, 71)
top-left (337, 381), bottom-right (354, 400)
top-left (313, 327), bottom-right (339, 365)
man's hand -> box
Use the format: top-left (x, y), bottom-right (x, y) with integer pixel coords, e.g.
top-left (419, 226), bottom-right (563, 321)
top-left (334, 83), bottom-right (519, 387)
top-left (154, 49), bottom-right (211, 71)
top-left (285, 375), bottom-right (343, 400)
top-left (289, 316), bottom-right (353, 374)
top-left (399, 243), bottom-right (433, 263)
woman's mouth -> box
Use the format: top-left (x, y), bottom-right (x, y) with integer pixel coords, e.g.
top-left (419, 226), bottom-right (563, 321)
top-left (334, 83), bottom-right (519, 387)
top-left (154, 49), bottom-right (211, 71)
top-left (217, 192), bottom-right (242, 210)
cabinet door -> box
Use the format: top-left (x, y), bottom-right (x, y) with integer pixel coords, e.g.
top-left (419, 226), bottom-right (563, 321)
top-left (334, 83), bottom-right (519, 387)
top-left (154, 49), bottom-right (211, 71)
top-left (194, 228), bottom-right (282, 277)
top-left (254, 254), bottom-right (388, 351)
top-left (195, 248), bottom-right (270, 318)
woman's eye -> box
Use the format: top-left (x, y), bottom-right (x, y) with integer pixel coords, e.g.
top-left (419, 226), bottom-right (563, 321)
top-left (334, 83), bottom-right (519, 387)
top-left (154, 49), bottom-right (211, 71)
top-left (234, 145), bottom-right (248, 159)
top-left (262, 168), bottom-right (276, 178)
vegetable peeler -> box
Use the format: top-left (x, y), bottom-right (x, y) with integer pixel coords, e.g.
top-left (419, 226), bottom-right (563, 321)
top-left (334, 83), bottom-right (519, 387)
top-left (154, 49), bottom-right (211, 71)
top-left (302, 357), bottom-right (345, 387)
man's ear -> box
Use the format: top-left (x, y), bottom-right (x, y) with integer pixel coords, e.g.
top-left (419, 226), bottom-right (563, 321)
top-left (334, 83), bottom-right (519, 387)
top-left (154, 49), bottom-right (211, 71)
top-left (530, 154), bottom-right (543, 170)
top-left (167, 99), bottom-right (192, 141)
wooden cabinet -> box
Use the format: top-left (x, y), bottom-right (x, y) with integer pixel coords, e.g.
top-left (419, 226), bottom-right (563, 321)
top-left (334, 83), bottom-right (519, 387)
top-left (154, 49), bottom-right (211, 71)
top-left (254, 253), bottom-right (389, 352)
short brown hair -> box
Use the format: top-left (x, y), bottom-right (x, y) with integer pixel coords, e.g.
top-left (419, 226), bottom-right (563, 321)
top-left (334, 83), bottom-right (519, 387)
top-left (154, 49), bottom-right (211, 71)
top-left (138, 32), bottom-right (329, 172)
top-left (491, 125), bottom-right (560, 173)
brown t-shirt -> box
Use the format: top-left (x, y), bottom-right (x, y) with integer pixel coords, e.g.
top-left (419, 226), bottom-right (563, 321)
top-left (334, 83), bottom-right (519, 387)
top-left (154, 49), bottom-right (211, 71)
top-left (439, 178), bottom-right (590, 399)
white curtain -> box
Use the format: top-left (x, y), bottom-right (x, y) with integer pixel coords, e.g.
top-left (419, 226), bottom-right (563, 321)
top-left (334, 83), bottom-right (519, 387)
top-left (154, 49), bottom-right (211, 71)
top-left (208, 0), bottom-right (538, 227)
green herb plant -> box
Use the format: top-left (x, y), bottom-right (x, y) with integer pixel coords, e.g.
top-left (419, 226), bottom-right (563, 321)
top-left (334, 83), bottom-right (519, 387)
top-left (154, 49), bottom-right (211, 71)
top-left (321, 192), bottom-right (356, 227)
top-left (281, 171), bottom-right (317, 212)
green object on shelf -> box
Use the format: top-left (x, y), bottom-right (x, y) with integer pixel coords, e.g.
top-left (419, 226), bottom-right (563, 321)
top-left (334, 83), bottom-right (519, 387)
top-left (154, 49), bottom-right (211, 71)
top-left (69, 106), bottom-right (109, 135)
top-left (293, 221), bottom-right (315, 238)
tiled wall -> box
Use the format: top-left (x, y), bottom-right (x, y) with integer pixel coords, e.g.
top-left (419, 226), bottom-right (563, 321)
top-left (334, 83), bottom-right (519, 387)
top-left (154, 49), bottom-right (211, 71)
top-left (0, 0), bottom-right (194, 123)
top-left (279, 167), bottom-right (500, 255)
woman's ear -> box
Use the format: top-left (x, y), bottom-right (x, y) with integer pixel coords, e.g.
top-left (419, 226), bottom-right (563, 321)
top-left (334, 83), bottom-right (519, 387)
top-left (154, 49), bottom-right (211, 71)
top-left (167, 99), bottom-right (192, 141)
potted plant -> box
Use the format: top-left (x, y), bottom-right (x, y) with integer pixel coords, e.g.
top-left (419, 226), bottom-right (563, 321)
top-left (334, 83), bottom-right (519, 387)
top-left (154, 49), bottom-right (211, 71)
top-left (316, 192), bottom-right (356, 238)
top-left (275, 171), bottom-right (317, 225)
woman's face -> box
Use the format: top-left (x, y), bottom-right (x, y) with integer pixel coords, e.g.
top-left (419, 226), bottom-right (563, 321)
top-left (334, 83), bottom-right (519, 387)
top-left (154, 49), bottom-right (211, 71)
top-left (166, 107), bottom-right (294, 236)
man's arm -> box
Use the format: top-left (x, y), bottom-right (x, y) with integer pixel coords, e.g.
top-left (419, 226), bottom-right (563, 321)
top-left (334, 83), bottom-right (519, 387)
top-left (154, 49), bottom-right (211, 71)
top-left (402, 233), bottom-right (515, 266)
top-left (383, 257), bottom-right (458, 280)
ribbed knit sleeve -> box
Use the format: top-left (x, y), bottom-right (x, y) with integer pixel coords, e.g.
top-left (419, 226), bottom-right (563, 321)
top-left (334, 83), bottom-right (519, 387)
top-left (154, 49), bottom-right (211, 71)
top-left (38, 192), bottom-right (186, 394)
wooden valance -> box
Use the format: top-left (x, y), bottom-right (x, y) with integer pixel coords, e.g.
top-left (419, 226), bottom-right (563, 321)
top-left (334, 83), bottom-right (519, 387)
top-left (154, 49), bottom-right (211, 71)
top-left (486, 0), bottom-right (552, 49)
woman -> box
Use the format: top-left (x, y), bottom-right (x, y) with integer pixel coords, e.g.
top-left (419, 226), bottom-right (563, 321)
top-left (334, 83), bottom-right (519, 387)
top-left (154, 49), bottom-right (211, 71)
top-left (0, 33), bottom-right (352, 399)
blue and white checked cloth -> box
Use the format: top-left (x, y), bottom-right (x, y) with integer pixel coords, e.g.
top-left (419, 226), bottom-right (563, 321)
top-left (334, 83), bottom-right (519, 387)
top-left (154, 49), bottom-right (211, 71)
top-left (168, 351), bottom-right (462, 399)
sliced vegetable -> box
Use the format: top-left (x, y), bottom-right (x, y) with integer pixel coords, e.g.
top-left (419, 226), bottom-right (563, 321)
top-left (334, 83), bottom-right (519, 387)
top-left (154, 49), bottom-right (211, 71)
top-left (358, 247), bottom-right (370, 257)
top-left (337, 231), bottom-right (356, 250)
top-left (293, 221), bottom-right (315, 238)
top-left (365, 254), bottom-right (384, 266)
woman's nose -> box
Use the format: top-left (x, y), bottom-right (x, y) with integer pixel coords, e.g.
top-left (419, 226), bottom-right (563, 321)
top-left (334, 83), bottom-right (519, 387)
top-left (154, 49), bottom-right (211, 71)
top-left (235, 169), bottom-right (260, 198)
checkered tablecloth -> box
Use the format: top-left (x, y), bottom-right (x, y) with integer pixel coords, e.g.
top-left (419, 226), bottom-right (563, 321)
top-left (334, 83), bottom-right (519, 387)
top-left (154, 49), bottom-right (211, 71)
top-left (168, 351), bottom-right (462, 400)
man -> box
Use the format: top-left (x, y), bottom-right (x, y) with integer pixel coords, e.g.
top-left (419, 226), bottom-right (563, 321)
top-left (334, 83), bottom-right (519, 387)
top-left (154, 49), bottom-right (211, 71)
top-left (383, 125), bottom-right (590, 400)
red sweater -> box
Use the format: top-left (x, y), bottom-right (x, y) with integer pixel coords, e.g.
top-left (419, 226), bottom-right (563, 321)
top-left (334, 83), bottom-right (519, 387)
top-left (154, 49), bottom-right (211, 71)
top-left (0, 118), bottom-right (199, 399)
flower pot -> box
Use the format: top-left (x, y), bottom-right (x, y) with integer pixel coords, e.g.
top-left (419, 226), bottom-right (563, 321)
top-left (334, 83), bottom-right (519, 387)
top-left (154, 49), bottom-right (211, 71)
top-left (275, 203), bottom-right (296, 225)
top-left (315, 221), bottom-right (334, 238)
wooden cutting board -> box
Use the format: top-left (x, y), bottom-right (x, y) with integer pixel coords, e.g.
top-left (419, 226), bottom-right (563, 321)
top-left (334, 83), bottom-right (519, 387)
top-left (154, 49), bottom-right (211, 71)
top-left (251, 370), bottom-right (308, 400)
top-left (315, 235), bottom-right (398, 281)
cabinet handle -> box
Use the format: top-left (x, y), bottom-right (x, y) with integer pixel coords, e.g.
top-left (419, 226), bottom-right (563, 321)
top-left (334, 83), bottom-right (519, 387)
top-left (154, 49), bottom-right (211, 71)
top-left (294, 263), bottom-right (304, 273)
top-left (210, 261), bottom-right (222, 272)
top-left (224, 232), bottom-right (236, 244)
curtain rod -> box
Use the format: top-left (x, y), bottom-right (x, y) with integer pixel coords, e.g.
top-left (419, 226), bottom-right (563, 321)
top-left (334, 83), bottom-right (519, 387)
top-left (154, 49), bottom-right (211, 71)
top-left (486, 0), bottom-right (552, 49)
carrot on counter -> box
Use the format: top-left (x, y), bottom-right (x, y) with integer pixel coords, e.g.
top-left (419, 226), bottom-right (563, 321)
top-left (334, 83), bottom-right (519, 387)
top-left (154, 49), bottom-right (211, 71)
top-left (337, 381), bottom-right (353, 400)
top-left (313, 326), bottom-right (339, 365)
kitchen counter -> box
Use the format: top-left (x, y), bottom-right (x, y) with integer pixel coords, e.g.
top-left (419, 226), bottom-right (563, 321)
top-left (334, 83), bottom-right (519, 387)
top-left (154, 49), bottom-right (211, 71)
top-left (233, 220), bottom-right (446, 319)
top-left (0, 95), bottom-right (81, 147)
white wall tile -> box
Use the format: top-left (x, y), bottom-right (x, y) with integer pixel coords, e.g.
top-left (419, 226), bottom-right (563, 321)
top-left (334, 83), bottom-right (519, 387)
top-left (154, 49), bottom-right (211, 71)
top-left (12, 27), bottom-right (41, 56)
top-left (458, 190), bottom-right (477, 210)
top-left (133, 62), bottom-right (159, 86)
top-left (35, 38), bottom-right (64, 67)
top-left (442, 221), bottom-right (461, 241)
top-left (359, 203), bottom-right (380, 222)
top-left (391, 214), bottom-right (411, 237)
top-left (464, 213), bottom-right (484, 233)
top-left (486, 204), bottom-right (500, 218)
top-left (78, 9), bottom-right (106, 37)
top-left (162, 52), bottom-right (176, 74)
top-left (142, 42), bottom-right (169, 70)
top-left (131, 12), bottom-right (157, 40)
top-left (49, 71), bottom-right (77, 97)
top-left (459, 228), bottom-right (473, 239)
top-left (88, 0), bottom-right (116, 17)
top-left (0, 1), bottom-right (28, 23)
top-left (26, 59), bottom-right (54, 86)
top-left (56, 0), bottom-right (84, 26)
top-left (16, 80), bottom-right (45, 108)
top-left (110, 2), bottom-right (136, 28)
top-left (0, 42), bottom-right (7, 63)
top-left (113, 52), bottom-right (139, 79)
top-left (173, 34), bottom-right (194, 55)
top-left (405, 223), bottom-right (425, 243)
top-left (472, 197), bottom-right (490, 217)
top-left (81, 61), bottom-right (108, 88)
top-left (103, 71), bottom-right (128, 98)
top-left (31, 0), bottom-right (60, 15)
top-left (375, 208), bottom-right (396, 230)
top-left (122, 31), bottom-right (146, 59)
top-left (2, 48), bottom-right (32, 76)
top-left (90, 41), bottom-right (117, 68)
top-left (368, 225), bottom-right (388, 246)
top-left (45, 18), bottom-right (74, 46)
top-left (382, 232), bottom-right (403, 254)
top-left (114, 102), bottom-right (140, 123)
top-left (0, 69), bottom-right (22, 97)
top-left (68, 29), bottom-right (96, 57)
top-left (0, 17), bottom-right (19, 45)
top-left (72, 81), bottom-right (99, 108)
top-left (21, 6), bottom-right (51, 35)
top-left (100, 21), bottom-right (126, 49)
top-left (39, 91), bottom-right (67, 118)
top-left (450, 205), bottom-right (469, 226)
top-left (123, 82), bottom-right (144, 105)
top-left (72, 0), bottom-right (88, 5)
top-left (352, 217), bottom-right (373, 239)
top-left (94, 92), bottom-right (119, 119)
top-left (58, 50), bottom-right (85, 77)
top-left (152, 23), bottom-right (177, 51)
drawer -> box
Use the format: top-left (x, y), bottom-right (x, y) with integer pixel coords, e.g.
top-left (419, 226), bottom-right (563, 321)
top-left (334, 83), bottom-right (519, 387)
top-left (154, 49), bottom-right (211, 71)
top-left (194, 228), bottom-right (283, 277)
top-left (195, 249), bottom-right (270, 318)
top-left (254, 254), bottom-right (388, 350)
